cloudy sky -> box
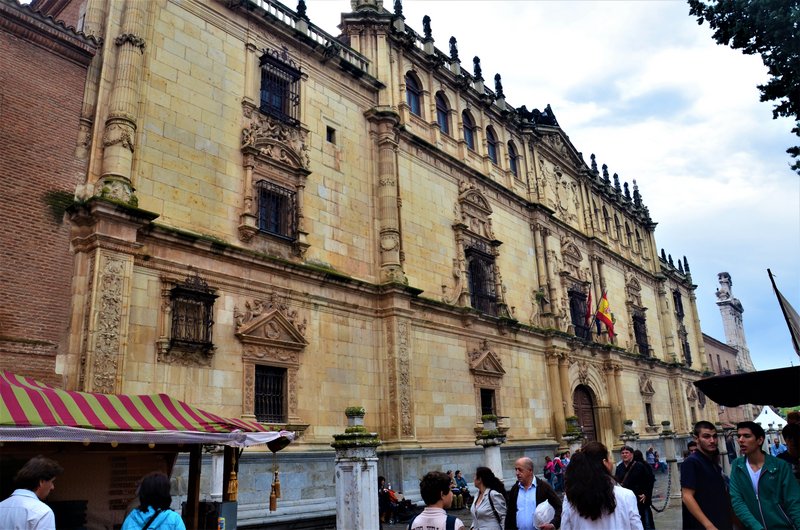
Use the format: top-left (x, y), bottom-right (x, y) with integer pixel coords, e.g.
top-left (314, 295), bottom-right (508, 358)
top-left (302, 0), bottom-right (799, 371)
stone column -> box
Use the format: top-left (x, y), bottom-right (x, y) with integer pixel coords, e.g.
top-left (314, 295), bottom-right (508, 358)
top-left (603, 361), bottom-right (622, 441)
top-left (655, 283), bottom-right (678, 362)
top-left (558, 354), bottom-right (574, 417)
top-left (716, 426), bottom-right (731, 476)
top-left (613, 364), bottom-right (625, 426)
top-left (98, 0), bottom-right (148, 203)
top-left (546, 351), bottom-right (566, 445)
top-left (332, 407), bottom-right (382, 530)
top-left (366, 108), bottom-right (406, 284)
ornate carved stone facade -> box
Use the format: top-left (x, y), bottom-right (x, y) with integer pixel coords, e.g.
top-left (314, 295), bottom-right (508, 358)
top-left (21, 0), bottom-right (717, 525)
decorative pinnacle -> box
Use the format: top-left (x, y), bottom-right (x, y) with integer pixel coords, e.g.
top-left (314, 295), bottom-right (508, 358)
top-left (633, 179), bottom-right (642, 207)
top-left (422, 15), bottom-right (432, 41)
top-left (624, 182), bottom-right (631, 200)
top-left (613, 173), bottom-right (621, 193)
top-left (602, 164), bottom-right (610, 183)
top-left (472, 56), bottom-right (483, 81)
top-left (296, 0), bottom-right (308, 20)
top-left (449, 36), bottom-right (459, 61)
top-left (393, 0), bottom-right (402, 16)
top-left (590, 154), bottom-right (598, 173)
top-left (494, 74), bottom-right (504, 99)
top-left (683, 256), bottom-right (690, 273)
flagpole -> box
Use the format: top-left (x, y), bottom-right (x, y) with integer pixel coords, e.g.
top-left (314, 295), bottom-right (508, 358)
top-left (587, 289), bottom-right (605, 337)
top-left (768, 268), bottom-right (800, 356)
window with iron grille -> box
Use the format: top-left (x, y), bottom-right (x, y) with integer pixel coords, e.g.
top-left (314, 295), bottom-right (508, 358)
top-left (255, 365), bottom-right (287, 423)
top-left (568, 289), bottom-right (590, 340)
top-left (259, 47), bottom-right (302, 125)
top-left (466, 246), bottom-right (497, 316)
top-left (632, 310), bottom-right (649, 356)
top-left (257, 180), bottom-right (296, 240)
top-left (673, 290), bottom-right (685, 320)
top-left (169, 275), bottom-right (217, 353)
top-left (480, 388), bottom-right (496, 416)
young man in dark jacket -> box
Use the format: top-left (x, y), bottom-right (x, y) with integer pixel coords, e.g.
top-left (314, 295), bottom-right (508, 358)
top-left (505, 457), bottom-right (561, 530)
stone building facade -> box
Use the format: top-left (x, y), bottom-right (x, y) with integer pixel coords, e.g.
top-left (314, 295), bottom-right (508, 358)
top-left (21, 0), bottom-right (716, 525)
top-left (0, 0), bottom-right (98, 386)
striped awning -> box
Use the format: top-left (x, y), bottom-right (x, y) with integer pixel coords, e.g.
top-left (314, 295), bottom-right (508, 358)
top-left (0, 371), bottom-right (292, 447)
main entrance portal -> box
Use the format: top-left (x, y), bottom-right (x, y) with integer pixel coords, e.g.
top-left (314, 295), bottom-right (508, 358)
top-left (573, 385), bottom-right (597, 442)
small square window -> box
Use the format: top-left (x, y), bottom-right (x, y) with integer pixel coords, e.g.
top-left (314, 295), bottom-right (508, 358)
top-left (326, 126), bottom-right (336, 144)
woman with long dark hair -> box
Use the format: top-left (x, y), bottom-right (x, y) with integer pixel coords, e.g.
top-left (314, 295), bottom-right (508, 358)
top-left (121, 472), bottom-right (186, 530)
top-left (561, 442), bottom-right (642, 530)
top-left (469, 466), bottom-right (507, 530)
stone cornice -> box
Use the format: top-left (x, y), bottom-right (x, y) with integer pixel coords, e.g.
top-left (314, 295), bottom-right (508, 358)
top-left (1, 0), bottom-right (99, 66)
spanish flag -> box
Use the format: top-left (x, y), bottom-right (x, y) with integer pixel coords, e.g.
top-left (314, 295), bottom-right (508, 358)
top-left (596, 292), bottom-right (614, 339)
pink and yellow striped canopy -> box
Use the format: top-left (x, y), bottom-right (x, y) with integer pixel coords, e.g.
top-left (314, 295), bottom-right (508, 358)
top-left (0, 371), bottom-right (267, 433)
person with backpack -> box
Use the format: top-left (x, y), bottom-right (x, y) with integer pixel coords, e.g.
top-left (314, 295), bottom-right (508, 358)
top-left (543, 456), bottom-right (555, 487)
top-left (408, 471), bottom-right (466, 530)
top-left (121, 472), bottom-right (185, 530)
top-left (552, 454), bottom-right (565, 493)
top-left (470, 466), bottom-right (507, 529)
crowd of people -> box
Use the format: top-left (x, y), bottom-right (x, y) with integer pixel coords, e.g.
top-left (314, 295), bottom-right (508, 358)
top-left (3, 414), bottom-right (800, 530)
top-left (403, 415), bottom-right (800, 530)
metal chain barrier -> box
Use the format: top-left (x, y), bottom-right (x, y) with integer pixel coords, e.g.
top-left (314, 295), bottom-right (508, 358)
top-left (651, 463), bottom-right (672, 513)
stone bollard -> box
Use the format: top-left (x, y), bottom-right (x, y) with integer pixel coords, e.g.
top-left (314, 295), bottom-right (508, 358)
top-left (659, 422), bottom-right (681, 508)
top-left (332, 407), bottom-right (382, 530)
top-left (476, 415), bottom-right (507, 479)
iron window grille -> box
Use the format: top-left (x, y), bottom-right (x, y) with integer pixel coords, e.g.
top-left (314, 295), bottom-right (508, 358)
top-left (255, 365), bottom-right (286, 423)
top-left (259, 47), bottom-right (302, 125)
top-left (256, 180), bottom-right (297, 240)
top-left (632, 310), bottom-right (650, 356)
top-left (169, 275), bottom-right (217, 353)
top-left (568, 289), bottom-right (590, 340)
top-left (466, 246), bottom-right (498, 316)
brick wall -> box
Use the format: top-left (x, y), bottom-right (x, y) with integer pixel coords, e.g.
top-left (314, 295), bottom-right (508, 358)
top-left (0, 4), bottom-right (95, 383)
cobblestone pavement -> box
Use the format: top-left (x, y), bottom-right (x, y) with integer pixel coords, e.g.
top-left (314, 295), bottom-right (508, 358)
top-left (386, 469), bottom-right (684, 529)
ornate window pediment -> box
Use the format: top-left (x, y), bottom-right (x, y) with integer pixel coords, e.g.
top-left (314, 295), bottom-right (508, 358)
top-left (639, 374), bottom-right (655, 397)
top-left (686, 381), bottom-right (698, 402)
top-left (468, 339), bottom-right (506, 381)
top-left (236, 308), bottom-right (308, 352)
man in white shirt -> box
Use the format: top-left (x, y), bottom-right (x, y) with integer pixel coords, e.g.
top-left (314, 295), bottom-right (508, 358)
top-left (0, 456), bottom-right (63, 530)
top-left (408, 471), bottom-right (466, 530)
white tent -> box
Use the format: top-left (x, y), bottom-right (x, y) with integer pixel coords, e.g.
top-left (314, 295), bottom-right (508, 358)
top-left (753, 405), bottom-right (787, 432)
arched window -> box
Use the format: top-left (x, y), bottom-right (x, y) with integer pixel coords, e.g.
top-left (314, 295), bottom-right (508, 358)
top-left (635, 229), bottom-right (643, 254)
top-left (405, 72), bottom-right (421, 116)
top-left (462, 110), bottom-right (476, 150)
top-left (625, 222), bottom-right (633, 248)
top-left (435, 92), bottom-right (450, 135)
top-left (486, 127), bottom-right (499, 164)
top-left (614, 215), bottom-right (622, 241)
top-left (507, 141), bottom-right (519, 178)
top-left (602, 207), bottom-right (610, 234)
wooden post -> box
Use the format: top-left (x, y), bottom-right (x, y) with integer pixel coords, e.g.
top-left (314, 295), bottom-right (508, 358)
top-left (184, 445), bottom-right (202, 530)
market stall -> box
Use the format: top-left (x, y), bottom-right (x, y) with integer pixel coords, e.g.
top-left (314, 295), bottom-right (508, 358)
top-left (0, 371), bottom-right (293, 529)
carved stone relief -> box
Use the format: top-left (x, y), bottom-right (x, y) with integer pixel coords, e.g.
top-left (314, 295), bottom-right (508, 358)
top-left (90, 255), bottom-right (125, 394)
top-left (242, 112), bottom-right (310, 170)
top-left (639, 373), bottom-right (655, 396)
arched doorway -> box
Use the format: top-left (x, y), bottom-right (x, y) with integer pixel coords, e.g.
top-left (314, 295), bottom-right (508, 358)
top-left (573, 385), bottom-right (598, 442)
